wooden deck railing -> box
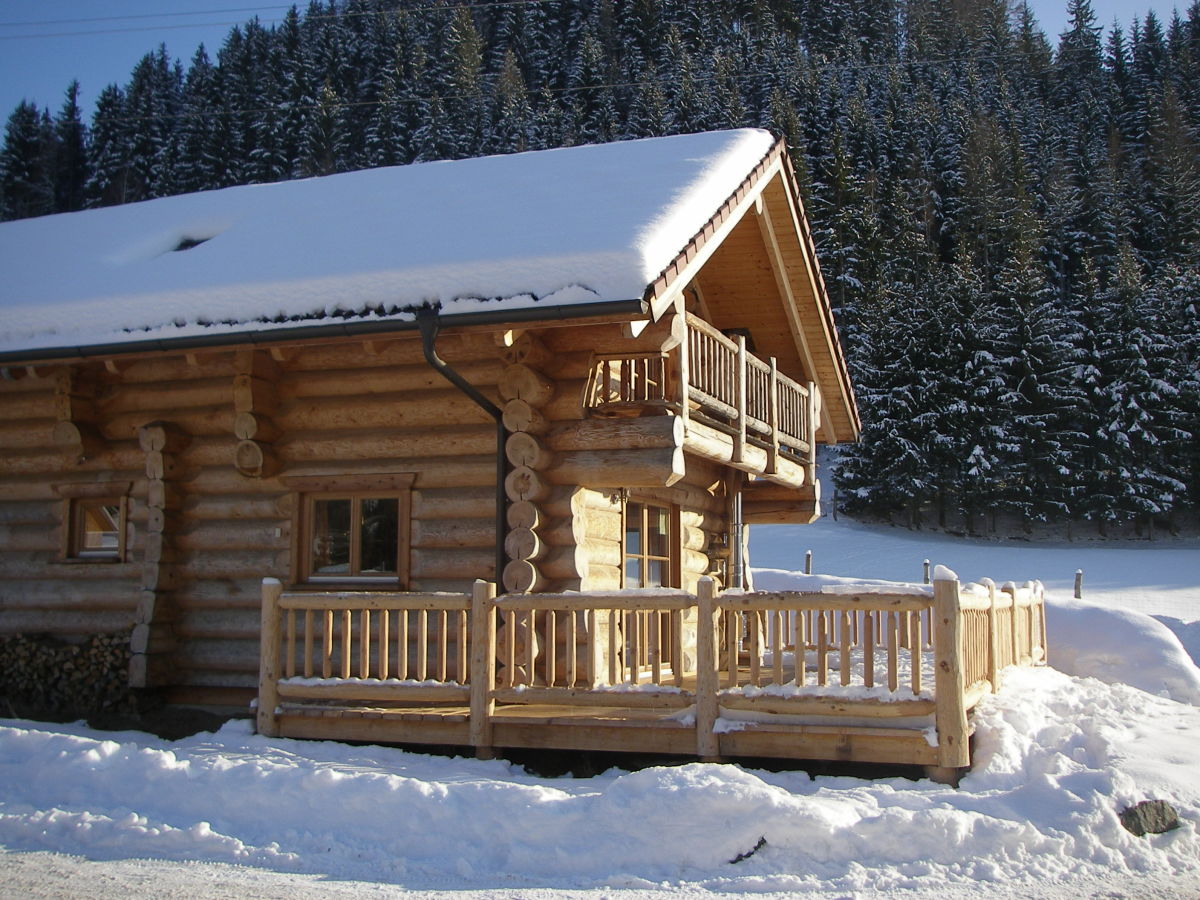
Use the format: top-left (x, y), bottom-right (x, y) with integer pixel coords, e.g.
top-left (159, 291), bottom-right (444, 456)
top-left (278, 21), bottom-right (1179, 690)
top-left (583, 314), bottom-right (818, 468)
top-left (258, 573), bottom-right (1047, 772)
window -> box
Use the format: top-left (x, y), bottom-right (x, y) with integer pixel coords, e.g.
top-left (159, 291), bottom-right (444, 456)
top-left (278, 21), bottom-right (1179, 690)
top-left (54, 482), bottom-right (132, 563)
top-left (623, 500), bottom-right (680, 588)
top-left (285, 473), bottom-right (414, 587)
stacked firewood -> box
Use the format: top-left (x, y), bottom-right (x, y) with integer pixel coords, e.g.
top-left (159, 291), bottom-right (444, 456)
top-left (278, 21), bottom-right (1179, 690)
top-left (0, 632), bottom-right (133, 715)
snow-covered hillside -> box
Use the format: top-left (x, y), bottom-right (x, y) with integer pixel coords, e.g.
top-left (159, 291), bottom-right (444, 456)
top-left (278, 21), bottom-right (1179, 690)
top-left (2, 513), bottom-right (1198, 899)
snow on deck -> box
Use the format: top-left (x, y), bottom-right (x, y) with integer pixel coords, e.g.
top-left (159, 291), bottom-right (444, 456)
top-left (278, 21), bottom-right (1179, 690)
top-left (0, 129), bottom-right (774, 355)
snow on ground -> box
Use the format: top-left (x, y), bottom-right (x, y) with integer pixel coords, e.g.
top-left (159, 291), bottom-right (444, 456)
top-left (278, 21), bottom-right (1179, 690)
top-left (2, 510), bottom-right (1199, 898)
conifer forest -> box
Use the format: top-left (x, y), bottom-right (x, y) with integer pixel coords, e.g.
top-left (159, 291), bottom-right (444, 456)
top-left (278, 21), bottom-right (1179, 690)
top-left (2, 0), bottom-right (1197, 536)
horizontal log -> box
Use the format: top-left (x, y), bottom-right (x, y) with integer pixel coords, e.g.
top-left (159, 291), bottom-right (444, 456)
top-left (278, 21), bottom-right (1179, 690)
top-left (411, 487), bottom-right (493, 520)
top-left (505, 465), bottom-right (549, 503)
top-left (546, 415), bottom-right (683, 452)
top-left (0, 581), bottom-right (139, 608)
top-left (0, 390), bottom-right (62, 421)
top-left (0, 609), bottom-right (135, 636)
top-left (718, 693), bottom-right (937, 718)
top-left (0, 501), bottom-right (56, 526)
top-left (0, 523), bottom-right (58, 552)
top-left (0, 419), bottom-right (56, 451)
top-left (102, 378), bottom-right (230, 415)
top-left (497, 364), bottom-right (555, 407)
top-left (492, 687), bottom-right (692, 709)
top-left (281, 359), bottom-right (501, 398)
top-left (279, 424), bottom-right (494, 463)
top-left (410, 547), bottom-right (495, 581)
top-left (548, 446), bottom-right (686, 489)
top-left (505, 432), bottom-right (554, 470)
top-left (505, 499), bottom-right (541, 530)
top-left (721, 592), bottom-right (933, 613)
top-left (503, 559), bottom-right (547, 593)
top-left (742, 480), bottom-right (820, 525)
top-left (0, 554), bottom-right (141, 580)
top-left (277, 591), bottom-right (471, 612)
top-left (501, 398), bottom-right (548, 435)
top-left (411, 517), bottom-right (495, 549)
top-left (682, 420), bottom-right (808, 489)
top-left (173, 549), bottom-right (287, 581)
top-left (579, 564), bottom-right (621, 591)
top-left (282, 331), bottom-right (495, 372)
top-left (277, 390), bottom-right (494, 432)
top-left (172, 521), bottom-right (287, 553)
top-left (504, 526), bottom-right (543, 562)
top-left (106, 406), bottom-right (233, 440)
top-left (233, 412), bottom-right (279, 442)
top-left (276, 456), bottom-right (499, 490)
top-left (276, 682), bottom-right (470, 703)
top-left (183, 493), bottom-right (292, 520)
top-left (495, 590), bottom-right (694, 612)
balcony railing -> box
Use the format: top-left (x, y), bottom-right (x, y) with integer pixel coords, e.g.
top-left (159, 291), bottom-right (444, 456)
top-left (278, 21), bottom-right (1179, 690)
top-left (584, 313), bottom-right (818, 472)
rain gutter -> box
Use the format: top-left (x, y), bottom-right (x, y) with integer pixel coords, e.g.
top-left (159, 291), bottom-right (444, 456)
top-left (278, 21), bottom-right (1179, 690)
top-left (416, 307), bottom-right (508, 588)
top-left (0, 298), bottom-right (648, 367)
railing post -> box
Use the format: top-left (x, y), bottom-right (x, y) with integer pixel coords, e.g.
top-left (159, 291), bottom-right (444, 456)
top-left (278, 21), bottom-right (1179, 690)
top-left (805, 380), bottom-right (818, 485)
top-left (257, 578), bottom-right (283, 738)
top-left (767, 356), bottom-right (779, 474)
top-left (695, 577), bottom-right (721, 762)
top-left (677, 315), bottom-right (690, 432)
top-left (1037, 582), bottom-right (1048, 667)
top-left (984, 578), bottom-right (1000, 691)
top-left (933, 574), bottom-right (970, 769)
top-left (469, 580), bottom-right (497, 759)
top-left (734, 334), bottom-right (747, 464)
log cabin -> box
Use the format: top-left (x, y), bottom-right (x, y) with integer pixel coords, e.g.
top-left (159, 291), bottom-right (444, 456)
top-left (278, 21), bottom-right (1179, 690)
top-left (0, 129), bottom-right (1044, 774)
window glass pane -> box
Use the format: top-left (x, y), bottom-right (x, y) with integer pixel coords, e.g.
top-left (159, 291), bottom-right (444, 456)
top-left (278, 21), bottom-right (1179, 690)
top-left (78, 501), bottom-right (120, 555)
top-left (625, 557), bottom-right (641, 588)
top-left (312, 499), bottom-right (351, 574)
top-left (647, 505), bottom-right (670, 558)
top-left (359, 497), bottom-right (399, 574)
top-left (624, 502), bottom-right (642, 555)
top-left (646, 559), bottom-right (665, 588)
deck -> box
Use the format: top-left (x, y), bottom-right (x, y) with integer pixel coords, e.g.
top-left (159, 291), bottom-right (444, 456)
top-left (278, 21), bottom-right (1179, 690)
top-left (257, 575), bottom-right (1047, 776)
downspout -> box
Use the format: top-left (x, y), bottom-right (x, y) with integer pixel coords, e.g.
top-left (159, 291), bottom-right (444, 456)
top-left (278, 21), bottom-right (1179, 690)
top-left (417, 308), bottom-right (507, 588)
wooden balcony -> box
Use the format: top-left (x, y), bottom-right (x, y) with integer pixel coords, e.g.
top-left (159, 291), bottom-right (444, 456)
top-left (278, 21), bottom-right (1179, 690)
top-left (257, 574), bottom-right (1048, 779)
top-left (583, 313), bottom-right (819, 489)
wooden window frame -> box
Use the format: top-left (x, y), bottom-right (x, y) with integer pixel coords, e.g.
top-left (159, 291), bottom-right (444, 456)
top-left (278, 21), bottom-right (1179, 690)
top-left (53, 481), bottom-right (132, 563)
top-left (621, 497), bottom-right (681, 589)
top-left (282, 473), bottom-right (415, 589)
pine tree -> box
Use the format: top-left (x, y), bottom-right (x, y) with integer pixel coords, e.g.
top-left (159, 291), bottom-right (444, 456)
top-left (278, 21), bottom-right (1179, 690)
top-left (0, 100), bottom-right (54, 220)
top-left (52, 81), bottom-right (89, 213)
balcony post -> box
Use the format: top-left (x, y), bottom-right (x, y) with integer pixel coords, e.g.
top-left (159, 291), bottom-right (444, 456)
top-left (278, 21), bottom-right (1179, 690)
top-left (677, 314), bottom-right (690, 430)
top-left (806, 381), bottom-right (818, 484)
top-left (933, 575), bottom-right (970, 769)
top-left (257, 577), bottom-right (283, 737)
top-left (734, 334), bottom-right (747, 464)
top-left (767, 357), bottom-right (780, 474)
top-left (469, 579), bottom-right (498, 759)
top-left (695, 577), bottom-right (721, 761)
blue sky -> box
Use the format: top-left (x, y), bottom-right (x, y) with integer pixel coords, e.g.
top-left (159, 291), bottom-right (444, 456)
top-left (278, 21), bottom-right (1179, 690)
top-left (0, 1), bottom-right (1185, 121)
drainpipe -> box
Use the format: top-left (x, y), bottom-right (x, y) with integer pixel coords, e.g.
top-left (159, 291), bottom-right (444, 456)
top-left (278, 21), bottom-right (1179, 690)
top-left (417, 308), bottom-right (507, 587)
top-left (731, 481), bottom-right (745, 590)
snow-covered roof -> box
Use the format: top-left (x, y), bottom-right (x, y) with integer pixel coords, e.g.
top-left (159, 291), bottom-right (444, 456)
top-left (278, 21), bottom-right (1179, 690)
top-left (0, 129), bottom-right (776, 357)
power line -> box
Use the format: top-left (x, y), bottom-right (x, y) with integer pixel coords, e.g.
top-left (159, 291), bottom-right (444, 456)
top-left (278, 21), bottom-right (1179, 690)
top-left (0, 6), bottom-right (291, 28)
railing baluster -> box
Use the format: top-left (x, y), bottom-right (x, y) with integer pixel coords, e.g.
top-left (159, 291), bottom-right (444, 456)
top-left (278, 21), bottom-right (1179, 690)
top-left (360, 609), bottom-right (370, 678)
top-left (910, 611), bottom-right (922, 695)
top-left (341, 609), bottom-right (352, 679)
top-left (417, 609), bottom-right (428, 681)
top-left (546, 610), bottom-right (557, 687)
top-left (379, 609), bottom-right (390, 680)
top-left (887, 611), bottom-right (898, 691)
top-left (863, 612), bottom-right (875, 688)
top-left (437, 609), bottom-right (448, 682)
top-left (304, 609), bottom-right (314, 678)
top-left (322, 609), bottom-right (333, 678)
top-left (839, 610), bottom-right (851, 686)
top-left (286, 609), bottom-right (296, 679)
top-left (458, 609), bottom-right (468, 684)
top-left (567, 610), bottom-right (578, 688)
top-left (399, 609), bottom-right (409, 680)
top-left (816, 613), bottom-right (828, 686)
top-left (524, 610), bottom-right (536, 686)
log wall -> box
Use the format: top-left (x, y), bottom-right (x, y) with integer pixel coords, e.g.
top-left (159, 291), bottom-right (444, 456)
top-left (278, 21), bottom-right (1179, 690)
top-left (0, 319), bottom-right (732, 703)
